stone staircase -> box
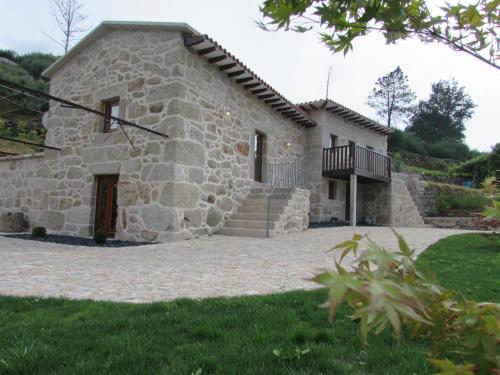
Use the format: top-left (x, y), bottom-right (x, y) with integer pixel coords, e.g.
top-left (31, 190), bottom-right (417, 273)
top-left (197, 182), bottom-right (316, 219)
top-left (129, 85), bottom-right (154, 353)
top-left (222, 186), bottom-right (286, 238)
top-left (398, 173), bottom-right (427, 218)
top-left (391, 174), bottom-right (426, 227)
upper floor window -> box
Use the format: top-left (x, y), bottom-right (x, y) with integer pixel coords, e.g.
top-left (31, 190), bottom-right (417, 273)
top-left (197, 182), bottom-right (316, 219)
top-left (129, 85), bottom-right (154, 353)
top-left (103, 98), bottom-right (120, 132)
top-left (329, 134), bottom-right (337, 148)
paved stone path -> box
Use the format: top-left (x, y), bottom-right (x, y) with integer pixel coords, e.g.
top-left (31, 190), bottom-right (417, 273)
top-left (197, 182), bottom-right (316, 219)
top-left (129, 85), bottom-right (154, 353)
top-left (0, 227), bottom-right (471, 303)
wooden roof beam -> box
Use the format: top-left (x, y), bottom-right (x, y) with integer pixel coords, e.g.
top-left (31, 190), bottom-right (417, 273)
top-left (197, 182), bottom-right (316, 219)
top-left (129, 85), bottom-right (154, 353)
top-left (184, 34), bottom-right (205, 47)
top-left (219, 63), bottom-right (237, 71)
top-left (264, 98), bottom-right (280, 104)
top-left (208, 55), bottom-right (227, 63)
top-left (271, 102), bottom-right (287, 108)
top-left (251, 88), bottom-right (267, 95)
top-left (227, 70), bottom-right (245, 78)
top-left (276, 106), bottom-right (292, 112)
top-left (243, 82), bottom-right (260, 89)
top-left (197, 46), bottom-right (217, 56)
top-left (235, 76), bottom-right (254, 84)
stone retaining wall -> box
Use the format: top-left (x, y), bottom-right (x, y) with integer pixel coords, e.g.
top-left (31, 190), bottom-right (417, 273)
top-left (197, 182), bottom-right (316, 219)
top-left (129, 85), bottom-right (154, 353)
top-left (274, 188), bottom-right (310, 234)
top-left (361, 173), bottom-right (424, 227)
top-left (424, 215), bottom-right (499, 231)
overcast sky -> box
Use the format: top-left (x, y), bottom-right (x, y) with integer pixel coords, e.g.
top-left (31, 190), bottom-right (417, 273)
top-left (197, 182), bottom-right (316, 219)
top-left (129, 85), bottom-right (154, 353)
top-left (2, 0), bottom-right (499, 151)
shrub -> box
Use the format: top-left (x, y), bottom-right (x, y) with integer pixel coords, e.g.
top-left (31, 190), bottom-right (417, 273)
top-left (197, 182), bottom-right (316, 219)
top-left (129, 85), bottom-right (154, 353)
top-left (313, 232), bottom-right (500, 374)
top-left (482, 199), bottom-right (500, 220)
top-left (93, 230), bottom-right (108, 244)
top-left (429, 182), bottom-right (490, 215)
top-left (388, 129), bottom-right (473, 161)
top-left (32, 226), bottom-right (47, 238)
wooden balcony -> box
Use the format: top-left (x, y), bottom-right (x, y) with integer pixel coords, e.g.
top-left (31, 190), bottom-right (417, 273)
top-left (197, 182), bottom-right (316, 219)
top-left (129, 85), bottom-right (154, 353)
top-left (322, 145), bottom-right (391, 183)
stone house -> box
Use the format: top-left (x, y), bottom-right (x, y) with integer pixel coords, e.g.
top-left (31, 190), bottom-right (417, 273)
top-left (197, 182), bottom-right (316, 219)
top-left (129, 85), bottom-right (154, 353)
top-left (0, 21), bottom-right (423, 242)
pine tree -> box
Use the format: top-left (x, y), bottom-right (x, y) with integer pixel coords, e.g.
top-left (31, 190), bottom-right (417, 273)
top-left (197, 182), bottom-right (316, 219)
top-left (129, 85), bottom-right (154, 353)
top-left (367, 67), bottom-right (416, 128)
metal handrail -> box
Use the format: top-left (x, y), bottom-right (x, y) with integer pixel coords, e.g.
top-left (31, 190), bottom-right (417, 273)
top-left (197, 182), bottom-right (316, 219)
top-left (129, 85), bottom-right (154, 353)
top-left (266, 158), bottom-right (308, 237)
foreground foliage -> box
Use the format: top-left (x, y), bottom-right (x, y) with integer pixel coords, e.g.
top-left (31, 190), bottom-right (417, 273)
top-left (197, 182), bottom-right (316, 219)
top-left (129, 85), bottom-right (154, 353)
top-left (314, 232), bottom-right (500, 374)
top-left (0, 233), bottom-right (497, 374)
top-left (259, 0), bottom-right (500, 70)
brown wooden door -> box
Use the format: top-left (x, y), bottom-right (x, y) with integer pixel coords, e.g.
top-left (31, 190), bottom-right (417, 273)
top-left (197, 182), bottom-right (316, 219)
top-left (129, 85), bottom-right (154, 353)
top-left (95, 175), bottom-right (119, 237)
top-left (254, 131), bottom-right (264, 182)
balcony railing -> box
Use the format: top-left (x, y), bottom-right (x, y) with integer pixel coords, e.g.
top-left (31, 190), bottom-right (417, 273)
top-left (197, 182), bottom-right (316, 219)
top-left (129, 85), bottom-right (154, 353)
top-left (322, 144), bottom-right (391, 182)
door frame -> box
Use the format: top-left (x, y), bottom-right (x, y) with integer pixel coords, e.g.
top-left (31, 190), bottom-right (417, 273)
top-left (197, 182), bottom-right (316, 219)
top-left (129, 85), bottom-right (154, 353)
top-left (254, 130), bottom-right (265, 183)
top-left (94, 175), bottom-right (119, 237)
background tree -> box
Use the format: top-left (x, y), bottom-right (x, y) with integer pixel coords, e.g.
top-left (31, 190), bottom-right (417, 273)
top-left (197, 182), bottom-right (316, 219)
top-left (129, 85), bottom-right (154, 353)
top-left (259, 0), bottom-right (500, 70)
top-left (46, 0), bottom-right (87, 54)
top-left (406, 79), bottom-right (475, 143)
top-left (367, 66), bottom-right (416, 127)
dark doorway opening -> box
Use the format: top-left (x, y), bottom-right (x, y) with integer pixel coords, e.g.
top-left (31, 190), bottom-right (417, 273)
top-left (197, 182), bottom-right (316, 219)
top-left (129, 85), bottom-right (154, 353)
top-left (95, 175), bottom-right (119, 237)
top-left (254, 131), bottom-right (264, 182)
top-left (345, 180), bottom-right (350, 222)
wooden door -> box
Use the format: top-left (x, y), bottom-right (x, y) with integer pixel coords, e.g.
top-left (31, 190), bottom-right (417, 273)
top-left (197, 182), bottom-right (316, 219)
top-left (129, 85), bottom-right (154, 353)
top-left (95, 175), bottom-right (119, 237)
top-left (254, 131), bottom-right (264, 182)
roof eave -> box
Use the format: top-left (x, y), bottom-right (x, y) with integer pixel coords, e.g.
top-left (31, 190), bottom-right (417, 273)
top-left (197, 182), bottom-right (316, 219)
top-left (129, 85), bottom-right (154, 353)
top-left (300, 99), bottom-right (393, 135)
top-left (183, 33), bottom-right (316, 128)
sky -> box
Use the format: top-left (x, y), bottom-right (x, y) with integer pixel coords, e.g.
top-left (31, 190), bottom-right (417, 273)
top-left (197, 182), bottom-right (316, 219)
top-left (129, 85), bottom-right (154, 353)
top-left (1, 0), bottom-right (499, 151)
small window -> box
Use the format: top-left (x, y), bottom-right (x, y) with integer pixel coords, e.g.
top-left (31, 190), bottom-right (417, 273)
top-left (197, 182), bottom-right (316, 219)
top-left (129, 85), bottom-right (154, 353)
top-left (103, 99), bottom-right (120, 132)
top-left (329, 134), bottom-right (337, 148)
top-left (328, 180), bottom-right (337, 200)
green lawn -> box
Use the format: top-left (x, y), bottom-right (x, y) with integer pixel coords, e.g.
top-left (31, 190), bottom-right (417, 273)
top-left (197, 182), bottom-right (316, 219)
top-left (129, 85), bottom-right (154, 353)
top-left (417, 233), bottom-right (500, 302)
top-left (0, 233), bottom-right (498, 374)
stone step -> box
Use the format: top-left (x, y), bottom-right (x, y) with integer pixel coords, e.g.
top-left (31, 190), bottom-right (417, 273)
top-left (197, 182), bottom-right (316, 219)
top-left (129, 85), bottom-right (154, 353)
top-left (246, 193), bottom-right (268, 199)
top-left (221, 227), bottom-right (273, 238)
top-left (231, 212), bottom-right (279, 221)
top-left (226, 219), bottom-right (272, 230)
top-left (243, 198), bottom-right (268, 206)
top-left (250, 187), bottom-right (273, 194)
top-left (238, 205), bottom-right (268, 214)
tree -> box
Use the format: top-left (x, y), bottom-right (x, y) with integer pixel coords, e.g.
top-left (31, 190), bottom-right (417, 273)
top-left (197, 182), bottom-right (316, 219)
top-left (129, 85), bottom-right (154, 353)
top-left (258, 0), bottom-right (500, 70)
top-left (46, 0), bottom-right (87, 54)
top-left (406, 80), bottom-right (475, 143)
top-left (367, 66), bottom-right (416, 127)
top-left (17, 53), bottom-right (58, 79)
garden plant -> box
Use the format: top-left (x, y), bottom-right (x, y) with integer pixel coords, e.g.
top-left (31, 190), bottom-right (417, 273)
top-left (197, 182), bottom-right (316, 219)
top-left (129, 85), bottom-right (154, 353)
top-left (313, 231), bottom-right (499, 374)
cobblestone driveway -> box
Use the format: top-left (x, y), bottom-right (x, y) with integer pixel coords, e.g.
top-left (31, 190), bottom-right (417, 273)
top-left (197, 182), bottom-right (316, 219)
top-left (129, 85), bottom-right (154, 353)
top-left (0, 227), bottom-right (470, 302)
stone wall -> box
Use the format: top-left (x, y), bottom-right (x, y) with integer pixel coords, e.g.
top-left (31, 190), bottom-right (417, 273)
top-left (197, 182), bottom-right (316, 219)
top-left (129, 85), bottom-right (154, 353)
top-left (273, 188), bottom-right (310, 234)
top-left (0, 26), bottom-right (307, 242)
top-left (425, 215), bottom-right (499, 231)
top-left (361, 173), bottom-right (424, 227)
top-left (171, 39), bottom-right (307, 236)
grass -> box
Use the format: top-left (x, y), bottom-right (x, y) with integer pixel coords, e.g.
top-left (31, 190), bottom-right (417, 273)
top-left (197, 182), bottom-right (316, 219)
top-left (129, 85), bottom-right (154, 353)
top-left (416, 233), bottom-right (500, 302)
top-left (0, 233), bottom-right (498, 374)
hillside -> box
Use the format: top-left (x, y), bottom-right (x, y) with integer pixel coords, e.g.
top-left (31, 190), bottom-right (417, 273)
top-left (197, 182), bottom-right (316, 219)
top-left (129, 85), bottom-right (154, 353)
top-left (0, 50), bottom-right (57, 155)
